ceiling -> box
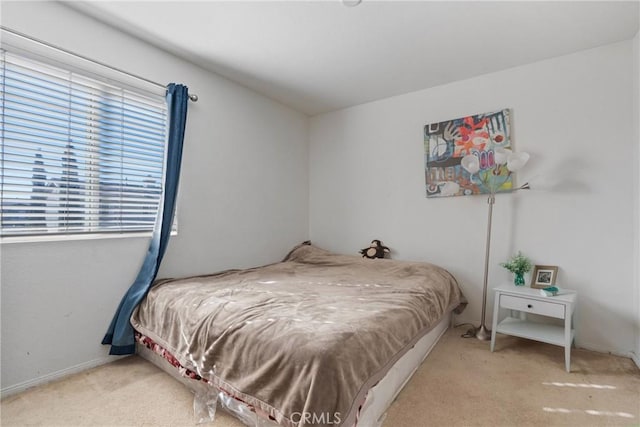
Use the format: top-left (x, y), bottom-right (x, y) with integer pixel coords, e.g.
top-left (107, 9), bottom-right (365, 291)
top-left (65, 1), bottom-right (639, 116)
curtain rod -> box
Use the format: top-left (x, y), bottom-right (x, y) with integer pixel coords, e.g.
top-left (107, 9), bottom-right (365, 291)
top-left (0, 26), bottom-right (198, 102)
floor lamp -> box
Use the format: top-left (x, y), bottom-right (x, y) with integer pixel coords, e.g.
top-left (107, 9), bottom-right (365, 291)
top-left (461, 148), bottom-right (530, 340)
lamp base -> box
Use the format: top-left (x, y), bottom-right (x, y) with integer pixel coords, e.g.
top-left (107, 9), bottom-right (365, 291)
top-left (461, 324), bottom-right (492, 340)
top-left (475, 325), bottom-right (492, 341)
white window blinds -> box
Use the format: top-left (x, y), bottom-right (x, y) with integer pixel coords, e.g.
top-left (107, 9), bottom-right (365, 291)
top-left (0, 50), bottom-right (168, 237)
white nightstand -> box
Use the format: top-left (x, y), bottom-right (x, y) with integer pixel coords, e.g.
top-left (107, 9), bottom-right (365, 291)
top-left (490, 284), bottom-right (577, 372)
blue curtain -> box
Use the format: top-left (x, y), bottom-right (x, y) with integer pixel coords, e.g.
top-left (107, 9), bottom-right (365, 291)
top-left (102, 84), bottom-right (189, 355)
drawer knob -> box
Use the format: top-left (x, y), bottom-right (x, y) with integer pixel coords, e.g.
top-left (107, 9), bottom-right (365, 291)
top-left (527, 304), bottom-right (533, 309)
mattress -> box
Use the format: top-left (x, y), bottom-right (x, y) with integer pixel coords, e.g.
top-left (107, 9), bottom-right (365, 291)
top-left (132, 242), bottom-right (465, 427)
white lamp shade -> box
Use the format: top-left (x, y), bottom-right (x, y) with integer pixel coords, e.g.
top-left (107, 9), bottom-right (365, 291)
top-left (494, 148), bottom-right (511, 165)
top-left (461, 155), bottom-right (480, 174)
top-left (507, 152), bottom-right (530, 171)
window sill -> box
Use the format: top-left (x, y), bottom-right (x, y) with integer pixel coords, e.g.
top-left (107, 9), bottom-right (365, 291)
top-left (0, 230), bottom-right (177, 245)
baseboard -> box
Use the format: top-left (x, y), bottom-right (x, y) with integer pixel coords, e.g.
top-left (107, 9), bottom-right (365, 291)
top-left (576, 342), bottom-right (636, 362)
top-left (632, 352), bottom-right (640, 370)
top-left (1, 355), bottom-right (121, 398)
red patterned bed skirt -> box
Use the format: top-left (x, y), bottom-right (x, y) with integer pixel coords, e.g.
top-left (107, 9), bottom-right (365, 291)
top-left (135, 332), bottom-right (210, 382)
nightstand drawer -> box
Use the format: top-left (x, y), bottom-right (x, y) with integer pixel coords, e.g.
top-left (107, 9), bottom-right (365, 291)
top-left (500, 294), bottom-right (565, 318)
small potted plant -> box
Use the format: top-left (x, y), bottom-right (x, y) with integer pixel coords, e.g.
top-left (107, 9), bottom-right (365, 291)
top-left (500, 252), bottom-right (532, 286)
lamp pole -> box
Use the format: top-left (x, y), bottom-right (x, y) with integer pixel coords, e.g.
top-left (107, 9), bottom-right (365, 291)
top-left (476, 193), bottom-right (495, 340)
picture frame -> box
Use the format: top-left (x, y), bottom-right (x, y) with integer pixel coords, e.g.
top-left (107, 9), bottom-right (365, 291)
top-left (531, 265), bottom-right (559, 288)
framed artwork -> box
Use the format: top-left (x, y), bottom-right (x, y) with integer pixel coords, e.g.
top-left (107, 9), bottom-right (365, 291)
top-left (531, 265), bottom-right (559, 288)
top-left (424, 108), bottom-right (513, 198)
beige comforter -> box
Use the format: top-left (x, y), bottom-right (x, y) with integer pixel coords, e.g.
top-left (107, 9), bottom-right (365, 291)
top-left (131, 243), bottom-right (465, 427)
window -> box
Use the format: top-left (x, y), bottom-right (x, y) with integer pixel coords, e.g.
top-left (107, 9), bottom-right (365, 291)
top-left (0, 50), bottom-right (168, 238)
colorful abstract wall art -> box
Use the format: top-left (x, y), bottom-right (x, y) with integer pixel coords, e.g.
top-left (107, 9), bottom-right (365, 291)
top-left (424, 109), bottom-right (513, 198)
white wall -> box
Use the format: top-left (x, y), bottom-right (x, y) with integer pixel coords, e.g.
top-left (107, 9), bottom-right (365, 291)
top-left (309, 40), bottom-right (636, 356)
top-left (0, 2), bottom-right (309, 393)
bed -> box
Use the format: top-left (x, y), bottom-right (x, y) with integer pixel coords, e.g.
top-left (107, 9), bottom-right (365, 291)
top-left (132, 242), bottom-right (466, 427)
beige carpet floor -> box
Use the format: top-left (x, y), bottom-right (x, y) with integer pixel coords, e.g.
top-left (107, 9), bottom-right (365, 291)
top-left (2, 326), bottom-right (639, 427)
